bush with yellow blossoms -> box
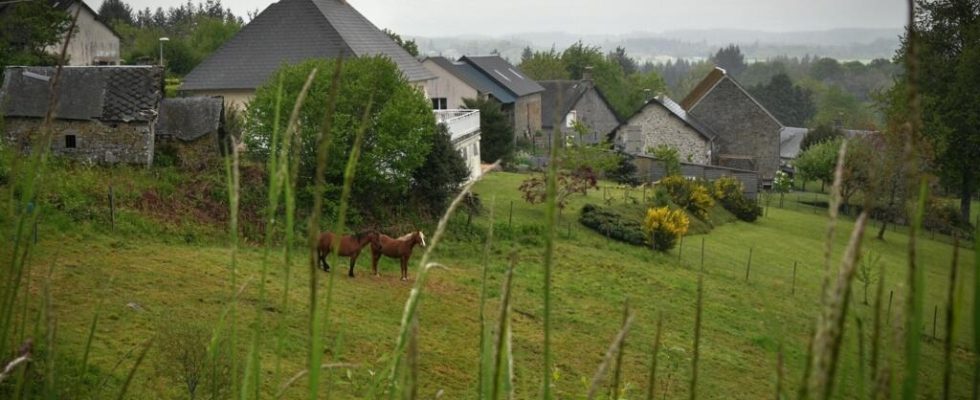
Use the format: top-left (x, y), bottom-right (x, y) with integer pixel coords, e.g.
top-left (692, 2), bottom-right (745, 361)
top-left (643, 206), bottom-right (690, 251)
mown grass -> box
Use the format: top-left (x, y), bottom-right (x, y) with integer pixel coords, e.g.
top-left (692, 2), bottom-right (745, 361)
top-left (4, 169), bottom-right (974, 398)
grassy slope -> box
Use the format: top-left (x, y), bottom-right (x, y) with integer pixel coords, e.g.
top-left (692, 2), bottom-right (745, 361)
top-left (15, 171), bottom-right (978, 399)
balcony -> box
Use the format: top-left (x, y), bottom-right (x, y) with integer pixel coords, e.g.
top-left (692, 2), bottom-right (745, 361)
top-left (434, 109), bottom-right (480, 142)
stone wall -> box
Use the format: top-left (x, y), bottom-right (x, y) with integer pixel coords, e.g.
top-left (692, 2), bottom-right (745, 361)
top-left (4, 118), bottom-right (153, 165)
top-left (513, 93), bottom-right (542, 138)
top-left (688, 78), bottom-right (781, 179)
top-left (156, 134), bottom-right (220, 170)
top-left (614, 103), bottom-right (711, 164)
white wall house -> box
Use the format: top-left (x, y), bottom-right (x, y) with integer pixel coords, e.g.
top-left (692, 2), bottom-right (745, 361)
top-left (435, 109), bottom-right (482, 181)
top-left (46, 1), bottom-right (121, 66)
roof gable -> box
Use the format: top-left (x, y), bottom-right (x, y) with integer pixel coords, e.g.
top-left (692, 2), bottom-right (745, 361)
top-left (681, 67), bottom-right (783, 128)
top-left (539, 80), bottom-right (589, 128)
top-left (615, 95), bottom-right (716, 142)
top-left (181, 0), bottom-right (433, 92)
top-left (425, 57), bottom-right (516, 104)
top-left (460, 56), bottom-right (544, 97)
top-left (1, 66), bottom-right (163, 122)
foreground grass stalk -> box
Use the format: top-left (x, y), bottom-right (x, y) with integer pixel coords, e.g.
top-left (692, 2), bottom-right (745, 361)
top-left (902, 182), bottom-right (928, 400)
top-left (306, 58), bottom-right (344, 399)
top-left (115, 338), bottom-right (153, 400)
top-left (974, 222), bottom-right (980, 398)
top-left (382, 161), bottom-right (500, 396)
top-left (478, 197), bottom-right (496, 399)
top-left (222, 133), bottom-right (242, 400)
top-left (611, 298), bottom-right (630, 399)
top-left (690, 273), bottom-right (704, 400)
top-left (646, 313), bottom-right (663, 400)
top-left (942, 235), bottom-right (959, 400)
top-left (491, 255), bottom-right (516, 400)
top-left (587, 309), bottom-right (635, 400)
top-left (541, 89), bottom-right (565, 400)
top-left (870, 263), bottom-right (886, 396)
top-left (856, 318), bottom-right (867, 400)
top-left (806, 212), bottom-right (870, 400)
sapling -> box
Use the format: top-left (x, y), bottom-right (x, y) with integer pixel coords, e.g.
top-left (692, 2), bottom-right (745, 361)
top-left (856, 250), bottom-right (882, 305)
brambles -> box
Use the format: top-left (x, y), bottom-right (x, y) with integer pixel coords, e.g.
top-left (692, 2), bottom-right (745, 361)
top-left (643, 206), bottom-right (689, 251)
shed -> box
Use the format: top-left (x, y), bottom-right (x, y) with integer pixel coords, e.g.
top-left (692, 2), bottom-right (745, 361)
top-left (154, 97), bottom-right (225, 169)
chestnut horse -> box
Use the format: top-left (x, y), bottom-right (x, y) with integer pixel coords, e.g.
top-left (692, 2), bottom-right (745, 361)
top-left (370, 231), bottom-right (427, 281)
top-left (317, 230), bottom-right (379, 277)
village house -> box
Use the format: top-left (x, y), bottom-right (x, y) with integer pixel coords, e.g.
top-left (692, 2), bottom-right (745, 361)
top-left (0, 0), bottom-right (121, 66)
top-left (422, 56), bottom-right (514, 110)
top-left (1, 66), bottom-right (163, 165)
top-left (180, 0), bottom-right (436, 109)
top-left (611, 95), bottom-right (715, 165)
top-left (457, 56), bottom-right (544, 140)
top-left (680, 67), bottom-right (783, 182)
top-left (538, 72), bottom-right (620, 146)
top-left (155, 97), bottom-right (226, 170)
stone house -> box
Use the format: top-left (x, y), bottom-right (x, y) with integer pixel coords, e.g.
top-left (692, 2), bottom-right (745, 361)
top-left (155, 97), bottom-right (225, 169)
top-left (180, 0), bottom-right (435, 109)
top-left (680, 67), bottom-right (783, 181)
top-left (458, 56), bottom-right (544, 140)
top-left (1, 66), bottom-right (163, 165)
top-left (611, 95), bottom-right (715, 165)
top-left (539, 76), bottom-right (620, 146)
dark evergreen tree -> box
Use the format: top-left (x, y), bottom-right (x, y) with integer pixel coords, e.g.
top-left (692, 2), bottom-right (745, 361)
top-left (749, 73), bottom-right (816, 126)
top-left (608, 46), bottom-right (637, 75)
top-left (800, 125), bottom-right (843, 152)
top-left (711, 44), bottom-right (746, 76)
top-left (98, 0), bottom-right (134, 26)
top-left (382, 29), bottom-right (419, 57)
top-left (521, 46), bottom-right (533, 63)
top-left (462, 97), bottom-right (514, 164)
top-left (0, 2), bottom-right (70, 69)
top-left (411, 124), bottom-right (470, 217)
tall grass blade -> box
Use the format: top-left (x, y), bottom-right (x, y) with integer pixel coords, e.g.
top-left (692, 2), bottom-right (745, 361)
top-left (805, 212), bottom-right (870, 400)
top-left (942, 235), bottom-right (959, 400)
top-left (645, 313), bottom-right (664, 400)
top-left (611, 298), bottom-right (630, 399)
top-left (222, 129), bottom-right (242, 400)
top-left (856, 318), bottom-right (867, 400)
top-left (491, 254), bottom-right (516, 400)
top-left (114, 338), bottom-right (154, 400)
top-left (691, 273), bottom-right (704, 400)
top-left (541, 77), bottom-right (565, 400)
top-left (587, 310), bottom-right (635, 400)
top-left (974, 221), bottom-right (980, 398)
top-left (478, 197), bottom-right (496, 400)
top-left (776, 345), bottom-right (785, 400)
top-left (902, 181), bottom-right (927, 400)
top-left (870, 262), bottom-right (885, 399)
top-left (79, 277), bottom-right (112, 390)
top-left (275, 363), bottom-right (357, 399)
top-left (818, 140), bottom-right (848, 305)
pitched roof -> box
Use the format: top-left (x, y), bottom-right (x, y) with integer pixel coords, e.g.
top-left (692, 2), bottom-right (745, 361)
top-left (539, 80), bottom-right (589, 128)
top-left (181, 0), bottom-right (434, 91)
top-left (156, 97), bottom-right (224, 141)
top-left (1, 66), bottom-right (163, 122)
top-left (424, 56), bottom-right (516, 103)
top-left (780, 127), bottom-right (878, 159)
top-left (460, 56), bottom-right (544, 98)
top-left (611, 95), bottom-right (716, 142)
top-left (680, 67), bottom-right (726, 111)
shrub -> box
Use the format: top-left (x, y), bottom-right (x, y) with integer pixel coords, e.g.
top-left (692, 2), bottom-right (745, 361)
top-left (157, 321), bottom-right (235, 400)
top-left (607, 151), bottom-right (641, 186)
top-left (579, 204), bottom-right (647, 246)
top-left (519, 166), bottom-right (598, 209)
top-left (713, 176), bottom-right (762, 222)
top-left (649, 145), bottom-right (681, 176)
top-left (643, 206), bottom-right (689, 251)
top-left (657, 176), bottom-right (713, 219)
top-left (923, 200), bottom-right (974, 238)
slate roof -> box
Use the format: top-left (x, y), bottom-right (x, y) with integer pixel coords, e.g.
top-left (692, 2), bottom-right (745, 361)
top-left (181, 0), bottom-right (434, 92)
top-left (156, 97), bottom-right (224, 141)
top-left (611, 95), bottom-right (716, 142)
top-left (680, 67), bottom-right (726, 111)
top-left (540, 80), bottom-right (586, 128)
top-left (1, 66), bottom-right (163, 122)
top-left (425, 56), bottom-right (515, 103)
top-left (460, 56), bottom-right (544, 98)
top-left (779, 127), bottom-right (877, 160)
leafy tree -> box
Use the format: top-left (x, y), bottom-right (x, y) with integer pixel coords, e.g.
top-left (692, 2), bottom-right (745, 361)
top-left (518, 48), bottom-right (569, 80)
top-left (810, 57), bottom-right (843, 82)
top-left (894, 0), bottom-right (980, 222)
top-left (98, 0), bottom-right (134, 26)
top-left (800, 125), bottom-right (844, 152)
top-left (608, 46), bottom-right (637, 75)
top-left (462, 97), bottom-right (513, 164)
top-left (561, 41), bottom-right (606, 80)
top-left (245, 57), bottom-right (435, 214)
top-left (711, 44), bottom-right (746, 77)
top-left (810, 85), bottom-right (877, 129)
top-left (650, 145), bottom-right (681, 177)
top-left (382, 29), bottom-right (419, 57)
top-left (0, 2), bottom-right (70, 69)
top-left (795, 138), bottom-right (839, 190)
top-left (749, 73), bottom-right (816, 126)
top-left (411, 124), bottom-right (469, 217)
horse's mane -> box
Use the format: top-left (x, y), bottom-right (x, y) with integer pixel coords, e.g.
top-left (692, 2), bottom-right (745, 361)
top-left (396, 231), bottom-right (417, 241)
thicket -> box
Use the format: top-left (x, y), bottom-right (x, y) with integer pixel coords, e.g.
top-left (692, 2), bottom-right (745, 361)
top-left (713, 177), bottom-right (762, 222)
top-left (579, 204), bottom-right (647, 246)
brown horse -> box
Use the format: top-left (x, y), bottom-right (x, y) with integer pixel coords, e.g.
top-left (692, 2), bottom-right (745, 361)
top-left (317, 230), bottom-right (379, 277)
top-left (370, 231), bottom-right (427, 281)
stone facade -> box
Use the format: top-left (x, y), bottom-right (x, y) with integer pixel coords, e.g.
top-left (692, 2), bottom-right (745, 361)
top-left (541, 84), bottom-right (620, 145)
top-left (614, 101), bottom-right (711, 165)
top-left (512, 93), bottom-right (542, 138)
top-left (687, 78), bottom-right (782, 179)
top-left (4, 118), bottom-right (153, 165)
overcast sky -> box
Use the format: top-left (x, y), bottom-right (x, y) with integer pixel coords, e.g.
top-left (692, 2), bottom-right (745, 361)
top-left (99, 0), bottom-right (909, 37)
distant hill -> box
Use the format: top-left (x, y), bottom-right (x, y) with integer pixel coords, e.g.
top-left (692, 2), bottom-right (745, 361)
top-left (411, 28), bottom-right (903, 64)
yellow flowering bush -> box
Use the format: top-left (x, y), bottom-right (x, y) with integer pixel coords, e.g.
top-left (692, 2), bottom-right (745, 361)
top-left (688, 184), bottom-right (714, 219)
top-left (657, 176), bottom-right (713, 219)
top-left (643, 206), bottom-right (689, 251)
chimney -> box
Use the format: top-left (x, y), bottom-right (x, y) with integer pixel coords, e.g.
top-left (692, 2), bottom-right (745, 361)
top-left (583, 66), bottom-right (594, 83)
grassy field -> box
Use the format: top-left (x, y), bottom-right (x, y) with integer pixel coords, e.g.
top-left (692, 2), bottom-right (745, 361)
top-left (8, 171), bottom-right (978, 399)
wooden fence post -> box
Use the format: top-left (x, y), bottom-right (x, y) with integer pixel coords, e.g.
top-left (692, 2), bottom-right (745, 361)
top-left (887, 290), bottom-right (894, 325)
top-left (678, 235), bottom-right (684, 264)
top-left (700, 237), bottom-right (705, 272)
top-left (791, 261), bottom-right (798, 296)
top-left (33, 220), bottom-right (38, 245)
top-left (933, 304), bottom-right (938, 339)
top-left (509, 201), bottom-right (514, 229)
top-left (109, 185), bottom-right (115, 231)
top-left (744, 247), bottom-right (753, 282)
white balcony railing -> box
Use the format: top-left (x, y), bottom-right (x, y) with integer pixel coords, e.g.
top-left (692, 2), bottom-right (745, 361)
top-left (435, 109), bottom-right (480, 142)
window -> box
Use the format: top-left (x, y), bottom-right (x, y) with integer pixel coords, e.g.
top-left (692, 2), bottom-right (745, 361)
top-left (565, 110), bottom-right (577, 128)
top-left (431, 98), bottom-right (448, 110)
top-left (65, 134), bottom-right (77, 149)
top-left (461, 148), bottom-right (467, 159)
top-left (472, 143), bottom-right (479, 156)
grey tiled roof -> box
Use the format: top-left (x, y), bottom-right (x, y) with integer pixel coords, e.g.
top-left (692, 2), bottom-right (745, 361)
top-left (156, 97), bottom-right (224, 141)
top-left (425, 56), bottom-right (516, 104)
top-left (539, 80), bottom-right (588, 129)
top-left (1, 66), bottom-right (163, 122)
top-left (181, 0), bottom-right (434, 92)
top-left (460, 56), bottom-right (544, 98)
top-left (657, 96), bottom-right (716, 140)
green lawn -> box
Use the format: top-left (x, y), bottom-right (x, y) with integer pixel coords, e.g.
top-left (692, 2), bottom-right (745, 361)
top-left (9, 171), bottom-right (977, 399)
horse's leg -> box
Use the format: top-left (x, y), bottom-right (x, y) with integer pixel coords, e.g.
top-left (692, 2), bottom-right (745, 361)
top-left (348, 254), bottom-right (357, 278)
top-left (400, 256), bottom-right (409, 281)
top-left (318, 249), bottom-right (329, 272)
top-left (371, 252), bottom-right (380, 277)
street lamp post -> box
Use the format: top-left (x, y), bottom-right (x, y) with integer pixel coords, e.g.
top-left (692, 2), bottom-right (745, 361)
top-left (159, 37), bottom-right (170, 67)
